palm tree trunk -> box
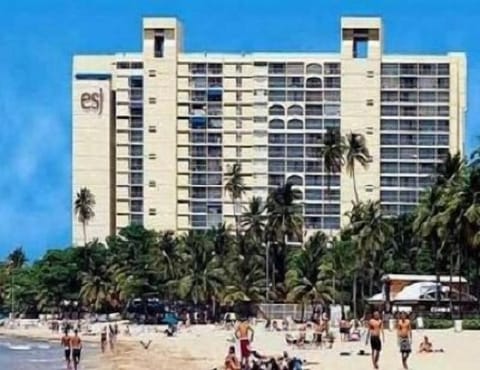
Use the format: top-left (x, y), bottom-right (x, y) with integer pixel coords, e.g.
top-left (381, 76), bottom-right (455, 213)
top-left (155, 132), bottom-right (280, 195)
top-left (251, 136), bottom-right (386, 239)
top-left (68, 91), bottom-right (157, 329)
top-left (434, 236), bottom-right (441, 308)
top-left (233, 197), bottom-right (239, 240)
top-left (82, 221), bottom-right (87, 246)
top-left (352, 270), bottom-right (357, 318)
top-left (352, 169), bottom-right (359, 203)
top-left (458, 243), bottom-right (463, 320)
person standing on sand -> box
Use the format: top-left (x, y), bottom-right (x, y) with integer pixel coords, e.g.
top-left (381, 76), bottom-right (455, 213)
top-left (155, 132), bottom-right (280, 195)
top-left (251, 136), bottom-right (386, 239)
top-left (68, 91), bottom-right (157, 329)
top-left (61, 329), bottom-right (72, 369)
top-left (71, 329), bottom-right (83, 370)
top-left (235, 318), bottom-right (254, 369)
top-left (100, 326), bottom-right (107, 353)
top-left (366, 311), bottom-right (384, 370)
top-left (396, 312), bottom-right (412, 369)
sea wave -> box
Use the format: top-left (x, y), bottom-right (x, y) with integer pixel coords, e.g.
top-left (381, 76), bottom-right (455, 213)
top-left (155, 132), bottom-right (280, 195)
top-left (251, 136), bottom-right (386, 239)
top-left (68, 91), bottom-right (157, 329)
top-left (8, 344), bottom-right (32, 351)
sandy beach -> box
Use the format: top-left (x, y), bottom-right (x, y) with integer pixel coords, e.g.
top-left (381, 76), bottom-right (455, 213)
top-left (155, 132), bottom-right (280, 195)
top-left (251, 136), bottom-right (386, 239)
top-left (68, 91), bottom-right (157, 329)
top-left (2, 323), bottom-right (479, 370)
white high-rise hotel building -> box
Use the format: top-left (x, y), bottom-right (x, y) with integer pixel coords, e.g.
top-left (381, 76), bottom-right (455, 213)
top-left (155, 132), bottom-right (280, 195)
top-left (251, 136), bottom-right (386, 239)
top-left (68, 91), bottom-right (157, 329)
top-left (72, 17), bottom-right (466, 245)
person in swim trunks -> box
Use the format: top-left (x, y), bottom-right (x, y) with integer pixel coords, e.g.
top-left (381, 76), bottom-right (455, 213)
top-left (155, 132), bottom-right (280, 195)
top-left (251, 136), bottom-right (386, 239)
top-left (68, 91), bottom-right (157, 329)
top-left (396, 312), bottom-right (412, 369)
top-left (71, 329), bottom-right (82, 370)
top-left (366, 311), bottom-right (384, 369)
top-left (60, 330), bottom-right (71, 369)
top-left (235, 318), bottom-right (254, 368)
top-left (100, 326), bottom-right (107, 353)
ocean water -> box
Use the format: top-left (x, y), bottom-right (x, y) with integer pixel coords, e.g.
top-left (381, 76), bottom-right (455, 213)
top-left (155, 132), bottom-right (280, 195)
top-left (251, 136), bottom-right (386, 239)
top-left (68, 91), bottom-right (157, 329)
top-left (0, 336), bottom-right (96, 370)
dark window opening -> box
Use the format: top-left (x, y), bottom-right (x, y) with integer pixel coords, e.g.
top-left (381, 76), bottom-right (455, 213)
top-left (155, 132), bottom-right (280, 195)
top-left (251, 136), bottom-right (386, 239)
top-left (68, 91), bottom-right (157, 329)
top-left (154, 35), bottom-right (165, 58)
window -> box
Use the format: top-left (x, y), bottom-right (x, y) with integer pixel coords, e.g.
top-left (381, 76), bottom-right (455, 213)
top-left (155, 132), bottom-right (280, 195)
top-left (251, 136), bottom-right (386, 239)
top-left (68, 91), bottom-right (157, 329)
top-left (419, 92), bottom-right (435, 102)
top-left (287, 76), bottom-right (304, 88)
top-left (154, 35), bottom-right (164, 58)
top-left (419, 106), bottom-right (437, 117)
top-left (305, 204), bottom-right (323, 215)
top-left (149, 208), bottom-right (157, 216)
top-left (269, 119), bottom-right (284, 129)
top-left (269, 175), bottom-right (285, 186)
top-left (148, 180), bottom-right (156, 188)
top-left (287, 105), bottom-right (303, 116)
top-left (419, 148), bottom-right (435, 159)
top-left (306, 189), bottom-right (322, 200)
top-left (236, 78), bottom-right (242, 88)
top-left (381, 119), bottom-right (398, 130)
top-left (437, 135), bottom-right (449, 145)
top-left (269, 134), bottom-right (285, 144)
top-left (400, 134), bottom-right (417, 145)
top-left (419, 64), bottom-right (437, 75)
top-left (306, 104), bottom-right (323, 116)
top-left (381, 148), bottom-right (398, 159)
top-left (306, 147), bottom-right (320, 158)
top-left (287, 134), bottom-right (304, 144)
top-left (287, 175), bottom-right (303, 186)
top-left (400, 91), bottom-right (417, 102)
top-left (287, 160), bottom-right (304, 172)
top-left (131, 200), bottom-right (143, 212)
top-left (306, 77), bottom-right (322, 88)
top-left (306, 91), bottom-right (323, 102)
top-left (400, 64), bottom-right (417, 75)
top-left (381, 92), bottom-right (398, 102)
top-left (381, 176), bottom-right (398, 186)
top-left (129, 76), bottom-right (143, 88)
top-left (418, 77), bottom-right (437, 89)
top-left (269, 63), bottom-right (285, 74)
top-left (399, 120), bottom-right (417, 131)
top-left (437, 120), bottom-right (449, 131)
top-left (131, 62), bottom-right (143, 69)
top-left (324, 77), bottom-right (341, 88)
top-left (324, 91), bottom-right (340, 102)
top-left (286, 63), bottom-right (304, 74)
top-left (381, 106), bottom-right (398, 116)
top-left (268, 160), bottom-right (284, 172)
top-left (287, 147), bottom-right (304, 158)
top-left (438, 64), bottom-right (450, 75)
top-left (306, 175), bottom-right (323, 186)
top-left (324, 63), bottom-right (341, 75)
top-left (130, 131), bottom-right (143, 142)
top-left (131, 214), bottom-right (143, 226)
top-left (399, 163), bottom-right (417, 173)
top-left (400, 106), bottom-right (417, 117)
top-left (208, 63), bottom-right (222, 74)
top-left (269, 77), bottom-right (286, 88)
top-left (381, 63), bottom-right (399, 75)
top-left (149, 97), bottom-right (156, 104)
top-left (192, 215), bottom-right (206, 227)
top-left (131, 158), bottom-right (143, 171)
top-left (130, 172), bottom-right (143, 185)
top-left (130, 186), bottom-right (143, 198)
top-left (306, 63), bottom-right (322, 74)
top-left (438, 78), bottom-right (450, 89)
top-left (400, 148), bottom-right (417, 159)
top-left (191, 63), bottom-right (206, 74)
top-left (287, 119), bottom-right (303, 129)
top-left (305, 119), bottom-right (322, 130)
top-left (400, 177), bottom-right (417, 187)
top-left (148, 125), bottom-right (157, 133)
top-left (130, 145), bottom-right (143, 156)
top-left (381, 163), bottom-right (398, 174)
top-left (306, 161), bottom-right (322, 173)
top-left (269, 90), bottom-right (286, 102)
top-left (236, 64), bottom-right (242, 73)
top-left (236, 119), bottom-right (242, 129)
top-left (268, 147), bottom-right (285, 158)
top-left (381, 134), bottom-right (398, 145)
top-left (287, 91), bottom-right (304, 101)
top-left (148, 153), bottom-right (157, 160)
top-left (418, 120), bottom-right (435, 131)
top-left (400, 77), bottom-right (417, 88)
top-left (381, 77), bottom-right (399, 89)
top-left (269, 105), bottom-right (285, 115)
top-left (117, 62), bottom-right (129, 69)
top-left (324, 104), bottom-right (340, 116)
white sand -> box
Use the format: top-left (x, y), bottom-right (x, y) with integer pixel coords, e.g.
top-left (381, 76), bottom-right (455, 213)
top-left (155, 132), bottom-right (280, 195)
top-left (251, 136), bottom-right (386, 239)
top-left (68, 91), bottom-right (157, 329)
top-left (2, 323), bottom-right (479, 370)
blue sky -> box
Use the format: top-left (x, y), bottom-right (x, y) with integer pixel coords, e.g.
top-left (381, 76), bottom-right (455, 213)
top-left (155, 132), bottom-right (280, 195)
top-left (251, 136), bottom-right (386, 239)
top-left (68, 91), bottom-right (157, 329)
top-left (0, 0), bottom-right (479, 259)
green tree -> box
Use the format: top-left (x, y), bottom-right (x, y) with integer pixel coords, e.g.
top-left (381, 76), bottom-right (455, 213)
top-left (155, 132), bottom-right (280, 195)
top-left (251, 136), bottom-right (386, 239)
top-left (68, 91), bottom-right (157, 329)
top-left (241, 196), bottom-right (267, 242)
top-left (321, 127), bottom-right (345, 218)
top-left (176, 232), bottom-right (225, 305)
top-left (345, 132), bottom-right (370, 203)
top-left (286, 232), bottom-right (332, 320)
top-left (224, 163), bottom-right (246, 238)
top-left (74, 187), bottom-right (96, 245)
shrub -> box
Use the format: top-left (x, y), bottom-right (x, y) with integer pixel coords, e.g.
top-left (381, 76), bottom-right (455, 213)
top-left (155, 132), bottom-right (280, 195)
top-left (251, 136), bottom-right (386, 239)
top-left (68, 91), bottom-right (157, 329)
top-left (462, 319), bottom-right (480, 330)
top-left (422, 319), bottom-right (453, 330)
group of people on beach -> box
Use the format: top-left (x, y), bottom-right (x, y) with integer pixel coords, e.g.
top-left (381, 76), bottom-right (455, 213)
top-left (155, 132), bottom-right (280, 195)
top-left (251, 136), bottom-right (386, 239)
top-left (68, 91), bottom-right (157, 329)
top-left (367, 310), bottom-right (443, 370)
top-left (100, 323), bottom-right (119, 353)
top-left (60, 329), bottom-right (83, 370)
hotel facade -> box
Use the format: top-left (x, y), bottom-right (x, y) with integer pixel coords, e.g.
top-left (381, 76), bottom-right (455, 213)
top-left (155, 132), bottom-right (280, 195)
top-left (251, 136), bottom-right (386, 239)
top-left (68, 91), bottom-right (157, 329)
top-left (72, 17), bottom-right (466, 245)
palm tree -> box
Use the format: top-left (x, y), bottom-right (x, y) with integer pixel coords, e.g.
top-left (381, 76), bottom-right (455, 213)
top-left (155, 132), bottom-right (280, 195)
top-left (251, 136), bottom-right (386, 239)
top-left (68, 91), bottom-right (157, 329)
top-left (224, 163), bottom-right (247, 238)
top-left (223, 234), bottom-right (265, 303)
top-left (348, 200), bottom-right (392, 317)
top-left (241, 196), bottom-right (267, 241)
top-left (413, 186), bottom-right (444, 307)
top-left (345, 132), bottom-right (371, 203)
top-left (266, 184), bottom-right (303, 299)
top-left (436, 151), bottom-right (464, 186)
top-left (8, 247), bottom-right (26, 269)
top-left (321, 128), bottom-right (345, 215)
top-left (177, 232), bottom-right (225, 306)
top-left (74, 187), bottom-right (96, 245)
top-left (286, 232), bottom-right (333, 320)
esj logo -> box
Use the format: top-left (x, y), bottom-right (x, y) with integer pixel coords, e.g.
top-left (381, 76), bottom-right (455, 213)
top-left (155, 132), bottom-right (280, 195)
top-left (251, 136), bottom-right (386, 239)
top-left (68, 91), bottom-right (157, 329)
top-left (81, 88), bottom-right (104, 115)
